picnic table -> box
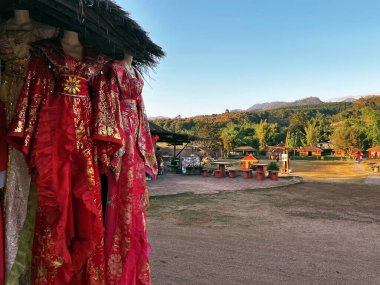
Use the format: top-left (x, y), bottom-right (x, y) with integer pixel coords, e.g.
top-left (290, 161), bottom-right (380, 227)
top-left (211, 161), bottom-right (234, 177)
top-left (253, 163), bottom-right (267, 180)
top-left (224, 167), bottom-right (253, 179)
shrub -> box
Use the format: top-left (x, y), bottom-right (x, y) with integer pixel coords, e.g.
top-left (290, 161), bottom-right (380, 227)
top-left (267, 161), bottom-right (279, 171)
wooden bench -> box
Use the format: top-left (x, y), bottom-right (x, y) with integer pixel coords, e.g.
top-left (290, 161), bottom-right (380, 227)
top-left (242, 169), bottom-right (253, 179)
top-left (255, 170), bottom-right (265, 180)
top-left (202, 168), bottom-right (215, 177)
top-left (226, 168), bottom-right (252, 178)
top-left (213, 170), bottom-right (222, 178)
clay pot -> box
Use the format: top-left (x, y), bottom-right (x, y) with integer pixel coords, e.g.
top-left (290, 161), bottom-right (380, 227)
top-left (268, 170), bottom-right (278, 181)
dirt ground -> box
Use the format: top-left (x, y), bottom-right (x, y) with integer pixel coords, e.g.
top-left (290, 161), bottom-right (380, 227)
top-left (288, 160), bottom-right (370, 183)
top-left (147, 182), bottom-right (380, 284)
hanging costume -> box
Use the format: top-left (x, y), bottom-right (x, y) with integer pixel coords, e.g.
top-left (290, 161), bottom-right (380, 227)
top-left (101, 60), bottom-right (157, 285)
top-left (0, 100), bottom-right (5, 285)
top-left (7, 39), bottom-right (120, 284)
top-left (0, 20), bottom-right (56, 284)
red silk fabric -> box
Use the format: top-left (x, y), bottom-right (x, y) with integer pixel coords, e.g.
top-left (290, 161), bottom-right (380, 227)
top-left (101, 61), bottom-right (158, 285)
top-left (7, 39), bottom-right (120, 284)
top-left (0, 100), bottom-right (4, 285)
top-left (0, 101), bottom-right (8, 285)
top-left (0, 101), bottom-right (7, 171)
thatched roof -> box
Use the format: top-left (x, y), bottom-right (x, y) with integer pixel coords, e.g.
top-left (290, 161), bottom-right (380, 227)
top-left (149, 122), bottom-right (199, 144)
top-left (235, 146), bottom-right (257, 152)
top-left (149, 121), bottom-right (170, 135)
top-left (0, 0), bottom-right (165, 69)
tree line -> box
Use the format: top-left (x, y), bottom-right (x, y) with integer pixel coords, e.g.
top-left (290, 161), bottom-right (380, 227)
top-left (151, 98), bottom-right (380, 156)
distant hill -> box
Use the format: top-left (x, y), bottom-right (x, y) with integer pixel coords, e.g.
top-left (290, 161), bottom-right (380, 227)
top-left (327, 93), bottom-right (380, 103)
top-left (341, 98), bottom-right (357, 102)
top-left (148, 116), bottom-right (170, 120)
top-left (247, 96), bottom-right (323, 111)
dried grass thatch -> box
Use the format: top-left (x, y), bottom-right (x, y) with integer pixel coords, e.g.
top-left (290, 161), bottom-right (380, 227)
top-left (149, 122), bottom-right (199, 144)
top-left (0, 0), bottom-right (165, 69)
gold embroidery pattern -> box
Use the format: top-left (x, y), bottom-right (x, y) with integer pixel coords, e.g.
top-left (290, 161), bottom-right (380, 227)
top-left (32, 210), bottom-right (64, 284)
top-left (138, 263), bottom-right (151, 284)
top-left (94, 78), bottom-right (121, 140)
top-left (64, 75), bottom-right (81, 94)
top-left (104, 62), bottom-right (153, 284)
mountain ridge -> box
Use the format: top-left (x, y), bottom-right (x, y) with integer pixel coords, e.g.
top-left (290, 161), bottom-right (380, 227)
top-left (247, 96), bottom-right (323, 111)
top-left (149, 94), bottom-right (380, 119)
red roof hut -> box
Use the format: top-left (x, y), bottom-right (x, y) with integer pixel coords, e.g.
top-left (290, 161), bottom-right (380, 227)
top-left (298, 146), bottom-right (322, 157)
top-left (241, 154), bottom-right (259, 169)
top-left (367, 146), bottom-right (380, 158)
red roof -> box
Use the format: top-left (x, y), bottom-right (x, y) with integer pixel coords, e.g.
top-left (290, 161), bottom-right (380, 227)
top-left (367, 146), bottom-right (380, 152)
top-left (241, 154), bottom-right (259, 162)
top-left (299, 146), bottom-right (322, 152)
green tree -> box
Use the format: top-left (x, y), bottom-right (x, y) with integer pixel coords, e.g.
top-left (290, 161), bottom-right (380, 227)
top-left (331, 122), bottom-right (361, 156)
top-left (253, 119), bottom-right (276, 151)
top-left (191, 122), bottom-right (222, 152)
top-left (361, 106), bottom-right (380, 146)
top-left (289, 112), bottom-right (308, 145)
top-left (220, 123), bottom-right (241, 154)
top-left (289, 112), bottom-right (308, 133)
top-left (302, 119), bottom-right (320, 146)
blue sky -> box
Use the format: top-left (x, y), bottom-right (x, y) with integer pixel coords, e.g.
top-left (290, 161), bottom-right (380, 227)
top-left (120, 0), bottom-right (380, 118)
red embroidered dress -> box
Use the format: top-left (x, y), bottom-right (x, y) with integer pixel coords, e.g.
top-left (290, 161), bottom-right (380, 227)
top-left (0, 101), bottom-right (5, 285)
top-left (102, 61), bottom-right (157, 285)
top-left (7, 39), bottom-right (119, 284)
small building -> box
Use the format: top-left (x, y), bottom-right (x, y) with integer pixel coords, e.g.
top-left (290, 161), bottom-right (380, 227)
top-left (367, 146), bottom-right (380, 158)
top-left (334, 148), bottom-right (364, 157)
top-left (350, 148), bottom-right (363, 158)
top-left (234, 146), bottom-right (257, 156)
top-left (334, 149), bottom-right (345, 157)
top-left (298, 146), bottom-right (322, 157)
top-left (314, 141), bottom-right (334, 155)
top-left (241, 154), bottom-right (259, 169)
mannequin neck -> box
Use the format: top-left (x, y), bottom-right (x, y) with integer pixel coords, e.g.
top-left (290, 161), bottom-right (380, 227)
top-left (61, 30), bottom-right (83, 60)
top-left (123, 53), bottom-right (133, 67)
top-left (61, 30), bottom-right (81, 46)
top-left (7, 10), bottom-right (32, 30)
top-left (14, 10), bottom-right (31, 25)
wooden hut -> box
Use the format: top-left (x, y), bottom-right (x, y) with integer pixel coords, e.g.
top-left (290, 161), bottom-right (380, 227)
top-left (333, 149), bottom-right (345, 157)
top-left (314, 141), bottom-right (334, 155)
top-left (149, 122), bottom-right (198, 145)
top-left (298, 146), bottom-right (322, 157)
top-left (334, 148), bottom-right (364, 157)
top-left (234, 146), bottom-right (257, 156)
top-left (241, 154), bottom-right (259, 169)
top-left (350, 148), bottom-right (363, 158)
top-left (367, 146), bottom-right (380, 158)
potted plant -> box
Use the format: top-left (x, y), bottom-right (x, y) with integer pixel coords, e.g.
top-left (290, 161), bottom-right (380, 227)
top-left (267, 161), bottom-right (279, 180)
top-left (193, 166), bottom-right (203, 175)
top-left (185, 165), bottom-right (203, 175)
top-left (185, 166), bottom-right (194, 174)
